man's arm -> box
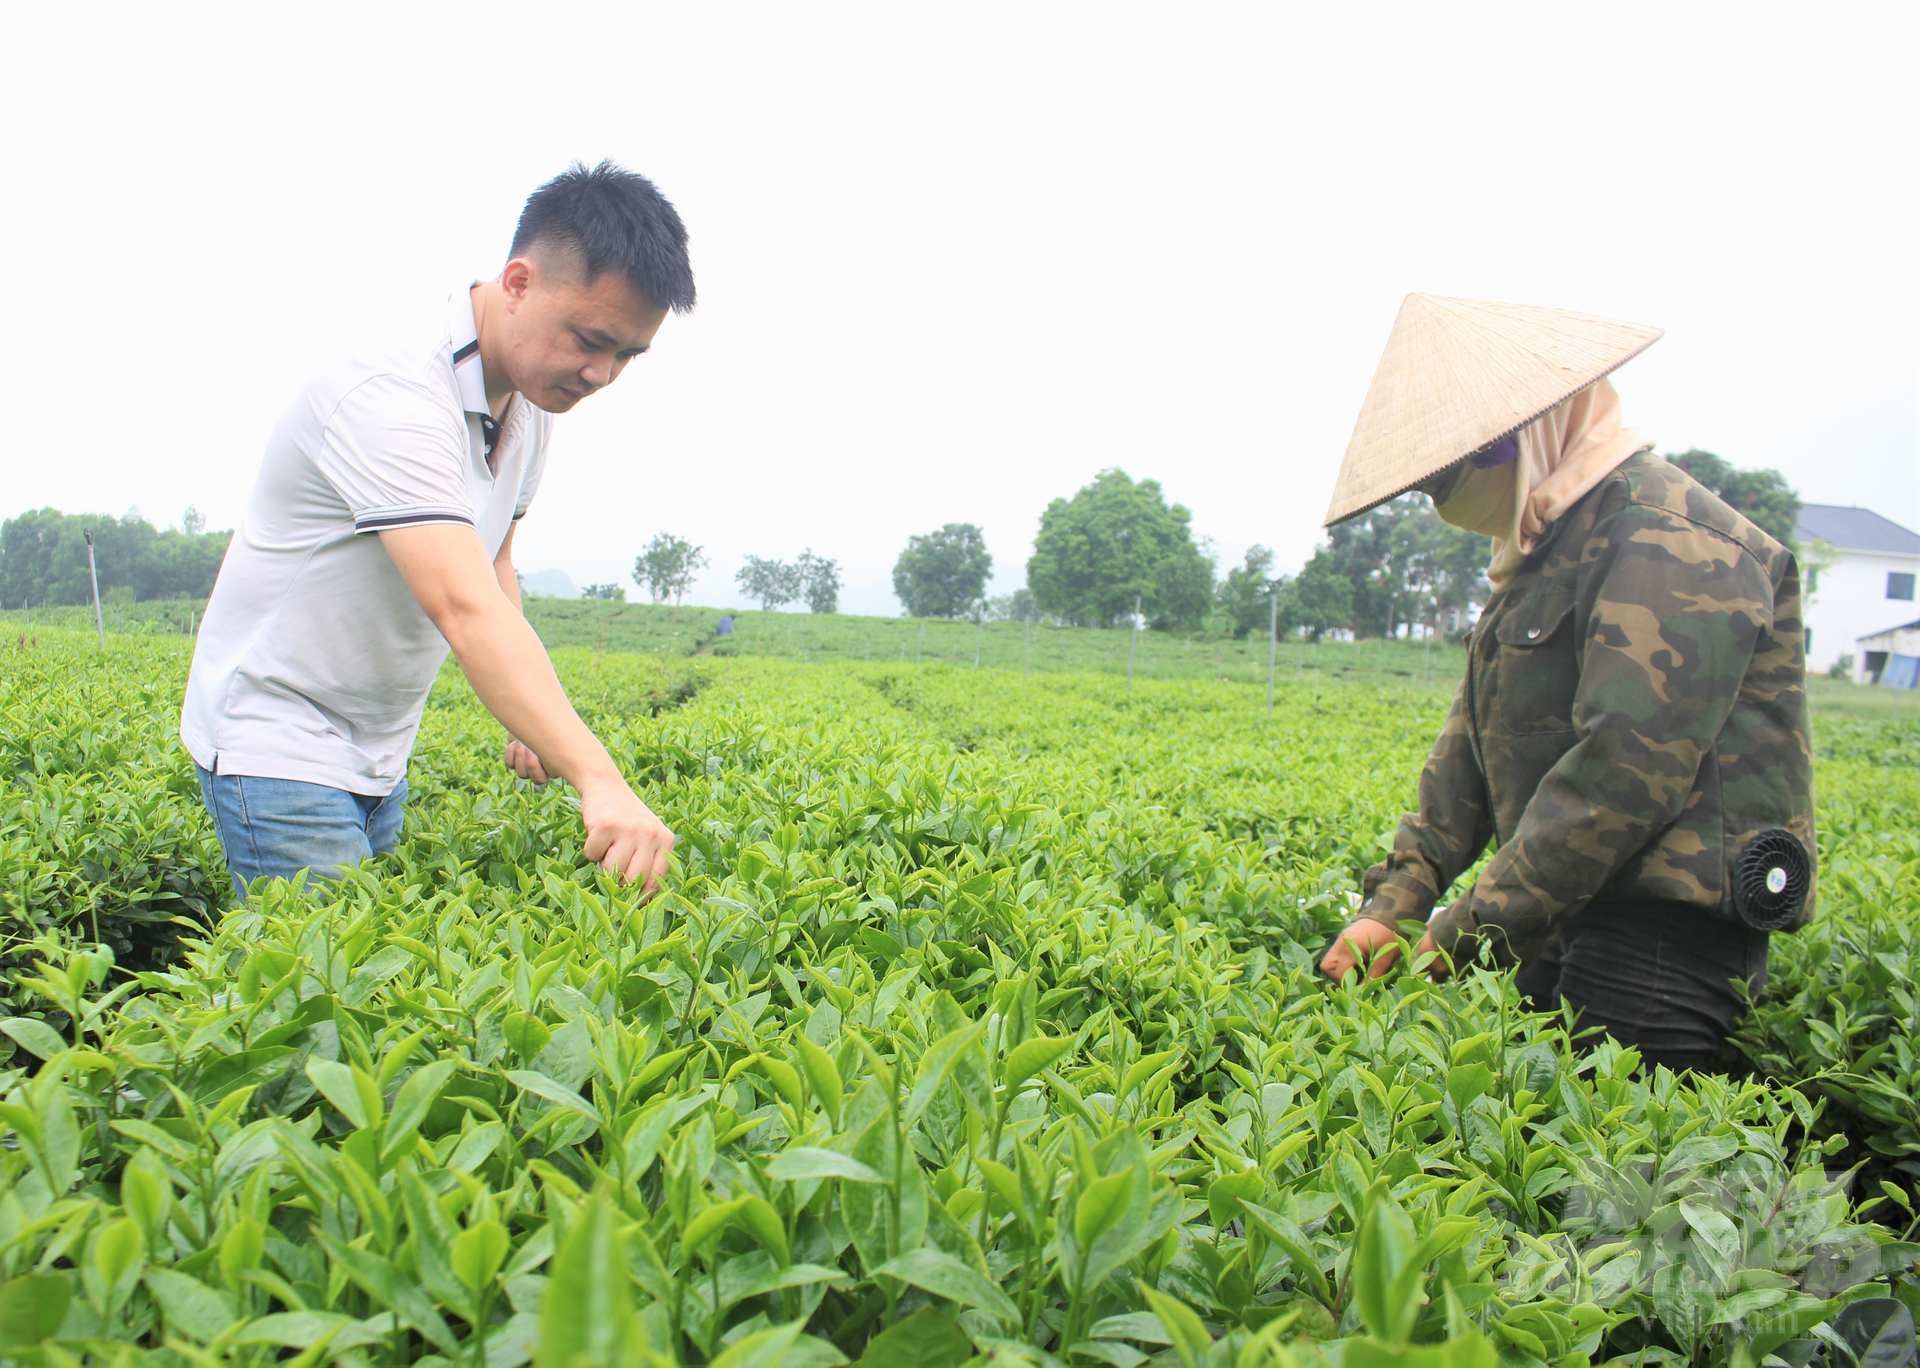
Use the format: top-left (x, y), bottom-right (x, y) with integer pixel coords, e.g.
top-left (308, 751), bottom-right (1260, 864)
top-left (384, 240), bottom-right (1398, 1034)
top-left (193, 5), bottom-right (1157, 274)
top-left (495, 523), bottom-right (524, 610)
top-left (490, 524), bottom-right (552, 785)
top-left (380, 522), bottom-right (674, 892)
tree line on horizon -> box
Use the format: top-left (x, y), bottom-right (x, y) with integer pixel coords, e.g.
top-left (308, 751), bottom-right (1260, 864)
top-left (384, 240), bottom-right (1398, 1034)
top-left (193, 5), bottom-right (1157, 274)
top-left (1, 450), bottom-right (1798, 636)
top-left (0, 507), bottom-right (229, 610)
top-left (876, 448), bottom-right (1803, 641)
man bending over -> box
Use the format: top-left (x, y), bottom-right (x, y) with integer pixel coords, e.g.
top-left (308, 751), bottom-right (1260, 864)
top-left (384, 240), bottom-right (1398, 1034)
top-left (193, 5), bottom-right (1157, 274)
top-left (182, 161), bottom-right (689, 896)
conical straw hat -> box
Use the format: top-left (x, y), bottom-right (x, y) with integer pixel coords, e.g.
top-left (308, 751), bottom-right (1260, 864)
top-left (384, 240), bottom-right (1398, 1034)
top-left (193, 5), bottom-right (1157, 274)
top-left (1323, 294), bottom-right (1663, 526)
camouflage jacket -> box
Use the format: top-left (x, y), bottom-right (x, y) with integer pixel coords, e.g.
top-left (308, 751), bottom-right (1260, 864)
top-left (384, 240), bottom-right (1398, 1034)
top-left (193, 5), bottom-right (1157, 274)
top-left (1355, 452), bottom-right (1816, 966)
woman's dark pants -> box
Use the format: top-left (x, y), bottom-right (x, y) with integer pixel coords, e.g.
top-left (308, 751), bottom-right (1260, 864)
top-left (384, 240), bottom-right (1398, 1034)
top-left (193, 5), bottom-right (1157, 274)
top-left (1514, 902), bottom-right (1769, 1074)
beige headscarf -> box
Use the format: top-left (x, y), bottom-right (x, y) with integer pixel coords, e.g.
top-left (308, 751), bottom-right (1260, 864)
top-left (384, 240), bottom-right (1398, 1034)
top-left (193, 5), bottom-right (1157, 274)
top-left (1435, 376), bottom-right (1652, 590)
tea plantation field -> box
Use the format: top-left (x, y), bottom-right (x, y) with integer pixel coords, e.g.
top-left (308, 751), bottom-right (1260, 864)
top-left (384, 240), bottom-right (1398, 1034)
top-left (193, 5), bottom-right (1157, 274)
top-left (0, 633), bottom-right (1916, 1368)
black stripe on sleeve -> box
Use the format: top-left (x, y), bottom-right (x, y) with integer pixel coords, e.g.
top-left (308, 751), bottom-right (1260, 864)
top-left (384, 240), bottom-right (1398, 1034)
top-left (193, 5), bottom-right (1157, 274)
top-left (452, 340), bottom-right (480, 364)
top-left (354, 512), bottom-right (476, 534)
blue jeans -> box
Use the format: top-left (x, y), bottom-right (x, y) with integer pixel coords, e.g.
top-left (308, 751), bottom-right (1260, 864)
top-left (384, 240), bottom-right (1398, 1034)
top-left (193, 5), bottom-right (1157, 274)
top-left (195, 767), bottom-right (407, 898)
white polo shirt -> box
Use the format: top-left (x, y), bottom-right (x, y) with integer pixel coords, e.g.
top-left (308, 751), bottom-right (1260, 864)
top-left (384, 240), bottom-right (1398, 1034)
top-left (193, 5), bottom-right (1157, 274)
top-left (182, 288), bottom-right (552, 795)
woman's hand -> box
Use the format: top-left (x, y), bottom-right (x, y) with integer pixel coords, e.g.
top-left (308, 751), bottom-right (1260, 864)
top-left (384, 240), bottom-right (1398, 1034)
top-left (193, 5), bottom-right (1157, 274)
top-left (1320, 919), bottom-right (1442, 981)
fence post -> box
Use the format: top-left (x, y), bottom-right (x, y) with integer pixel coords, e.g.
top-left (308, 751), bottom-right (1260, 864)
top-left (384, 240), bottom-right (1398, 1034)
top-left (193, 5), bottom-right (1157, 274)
top-left (1268, 588), bottom-right (1277, 716)
top-left (1126, 594), bottom-right (1142, 690)
top-left (85, 530), bottom-right (106, 648)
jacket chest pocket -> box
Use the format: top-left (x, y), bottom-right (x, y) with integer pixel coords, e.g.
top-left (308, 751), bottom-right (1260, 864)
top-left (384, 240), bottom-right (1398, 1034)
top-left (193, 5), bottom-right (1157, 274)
top-left (1487, 592), bottom-right (1579, 736)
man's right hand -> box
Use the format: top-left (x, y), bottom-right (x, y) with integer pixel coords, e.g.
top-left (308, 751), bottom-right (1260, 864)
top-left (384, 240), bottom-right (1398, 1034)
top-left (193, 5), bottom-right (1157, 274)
top-left (380, 524), bottom-right (677, 896)
top-left (579, 779), bottom-right (676, 896)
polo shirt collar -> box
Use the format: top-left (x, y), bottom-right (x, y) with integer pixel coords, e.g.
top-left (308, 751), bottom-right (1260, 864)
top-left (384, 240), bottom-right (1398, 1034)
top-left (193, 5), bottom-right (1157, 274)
top-left (450, 285), bottom-right (489, 416)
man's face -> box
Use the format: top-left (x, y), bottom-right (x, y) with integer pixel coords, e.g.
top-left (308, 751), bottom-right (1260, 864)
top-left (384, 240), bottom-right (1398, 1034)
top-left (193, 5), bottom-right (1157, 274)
top-left (497, 252), bottom-right (669, 413)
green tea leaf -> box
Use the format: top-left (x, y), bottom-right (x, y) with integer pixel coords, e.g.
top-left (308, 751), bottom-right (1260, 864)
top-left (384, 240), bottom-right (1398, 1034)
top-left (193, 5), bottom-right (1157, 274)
top-left (539, 1189), bottom-right (644, 1367)
top-left (452, 1221), bottom-right (509, 1295)
top-left (875, 1247), bottom-right (1019, 1326)
top-left (1207, 1170), bottom-right (1263, 1233)
top-left (0, 1274), bottom-right (72, 1349)
top-left (0, 1018), bottom-right (71, 1061)
top-left (1002, 1035), bottom-right (1073, 1097)
top-left (1137, 1284), bottom-right (1211, 1368)
top-left (735, 1194), bottom-right (791, 1267)
top-left (767, 1147), bottom-right (883, 1183)
top-left (712, 1318), bottom-right (806, 1368)
top-left (1353, 1188), bottom-right (1422, 1344)
top-left (143, 1268), bottom-right (235, 1345)
top-left (305, 1057), bottom-right (375, 1130)
top-left (681, 1196), bottom-right (752, 1262)
top-left (384, 1057), bottom-right (457, 1147)
top-left (795, 1034), bottom-right (843, 1126)
top-left (904, 1023), bottom-right (984, 1128)
top-left (1074, 1169), bottom-right (1136, 1251)
top-left (856, 1307), bottom-right (972, 1368)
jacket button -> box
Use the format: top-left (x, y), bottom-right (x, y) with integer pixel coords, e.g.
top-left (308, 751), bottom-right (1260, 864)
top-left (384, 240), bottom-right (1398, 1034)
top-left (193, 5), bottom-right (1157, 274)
top-left (1526, 627), bottom-right (1541, 639)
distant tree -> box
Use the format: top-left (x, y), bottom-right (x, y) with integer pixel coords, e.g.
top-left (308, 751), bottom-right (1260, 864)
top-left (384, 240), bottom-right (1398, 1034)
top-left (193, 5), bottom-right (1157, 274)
top-left (181, 505), bottom-right (206, 536)
top-left (1390, 514), bottom-right (1490, 637)
top-left (1287, 548), bottom-right (1355, 642)
top-left (1323, 496), bottom-right (1415, 637)
top-left (893, 523), bottom-right (992, 618)
top-left (736, 555), bottom-right (802, 611)
top-left (1216, 545), bottom-right (1281, 638)
top-left (1666, 449), bottom-right (1801, 547)
top-left (796, 549), bottom-right (841, 614)
top-left (1026, 469), bottom-right (1214, 630)
top-left (1800, 537), bottom-right (1840, 605)
top-left (580, 583), bottom-right (625, 601)
top-left (634, 532), bottom-right (708, 618)
top-left (1317, 493), bottom-right (1491, 638)
top-left (988, 587), bottom-right (1040, 622)
top-left (0, 507), bottom-right (231, 607)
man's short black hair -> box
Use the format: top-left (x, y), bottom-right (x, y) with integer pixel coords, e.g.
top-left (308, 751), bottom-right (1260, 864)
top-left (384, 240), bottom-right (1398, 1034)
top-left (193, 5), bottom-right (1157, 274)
top-left (510, 160), bottom-right (696, 314)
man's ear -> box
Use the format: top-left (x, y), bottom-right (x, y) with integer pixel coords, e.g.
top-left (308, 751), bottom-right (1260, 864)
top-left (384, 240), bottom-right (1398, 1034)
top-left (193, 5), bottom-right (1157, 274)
top-left (500, 255), bottom-right (537, 308)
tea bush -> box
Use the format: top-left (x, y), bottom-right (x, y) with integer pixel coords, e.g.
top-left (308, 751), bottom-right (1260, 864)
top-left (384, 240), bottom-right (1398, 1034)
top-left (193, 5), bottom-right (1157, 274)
top-left (0, 634), bottom-right (1914, 1368)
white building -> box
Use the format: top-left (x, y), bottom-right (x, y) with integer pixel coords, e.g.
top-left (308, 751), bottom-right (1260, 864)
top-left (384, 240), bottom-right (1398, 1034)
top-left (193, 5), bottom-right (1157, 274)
top-left (1793, 504), bottom-right (1920, 677)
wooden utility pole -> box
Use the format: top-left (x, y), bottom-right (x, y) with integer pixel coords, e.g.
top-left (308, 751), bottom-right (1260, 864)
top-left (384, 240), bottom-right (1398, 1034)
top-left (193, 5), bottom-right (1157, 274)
top-left (85, 530), bottom-right (105, 648)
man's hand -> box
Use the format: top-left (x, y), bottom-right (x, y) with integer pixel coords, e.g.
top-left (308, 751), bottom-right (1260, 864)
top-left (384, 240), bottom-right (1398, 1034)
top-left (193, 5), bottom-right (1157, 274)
top-left (1319, 918), bottom-right (1440, 981)
top-left (504, 739), bottom-right (551, 785)
top-left (380, 523), bottom-right (678, 893)
top-left (579, 780), bottom-right (676, 895)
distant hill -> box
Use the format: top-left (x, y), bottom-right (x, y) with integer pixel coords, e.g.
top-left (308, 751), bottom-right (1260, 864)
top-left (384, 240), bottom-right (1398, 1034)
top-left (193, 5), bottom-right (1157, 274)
top-left (520, 568), bottom-right (579, 599)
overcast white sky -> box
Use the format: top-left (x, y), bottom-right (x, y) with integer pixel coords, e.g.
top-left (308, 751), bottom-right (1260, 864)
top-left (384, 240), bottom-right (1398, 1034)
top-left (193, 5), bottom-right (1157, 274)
top-left (4, 3), bottom-right (1914, 615)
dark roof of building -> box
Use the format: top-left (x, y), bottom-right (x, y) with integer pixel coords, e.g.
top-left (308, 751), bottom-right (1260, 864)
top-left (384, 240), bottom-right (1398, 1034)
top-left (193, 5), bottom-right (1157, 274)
top-left (1857, 618), bottom-right (1920, 642)
top-left (1796, 504), bottom-right (1920, 556)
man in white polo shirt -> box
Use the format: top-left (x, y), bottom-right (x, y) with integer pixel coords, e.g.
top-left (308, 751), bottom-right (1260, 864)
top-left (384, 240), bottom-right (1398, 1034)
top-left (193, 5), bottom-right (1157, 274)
top-left (183, 161), bottom-right (689, 896)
